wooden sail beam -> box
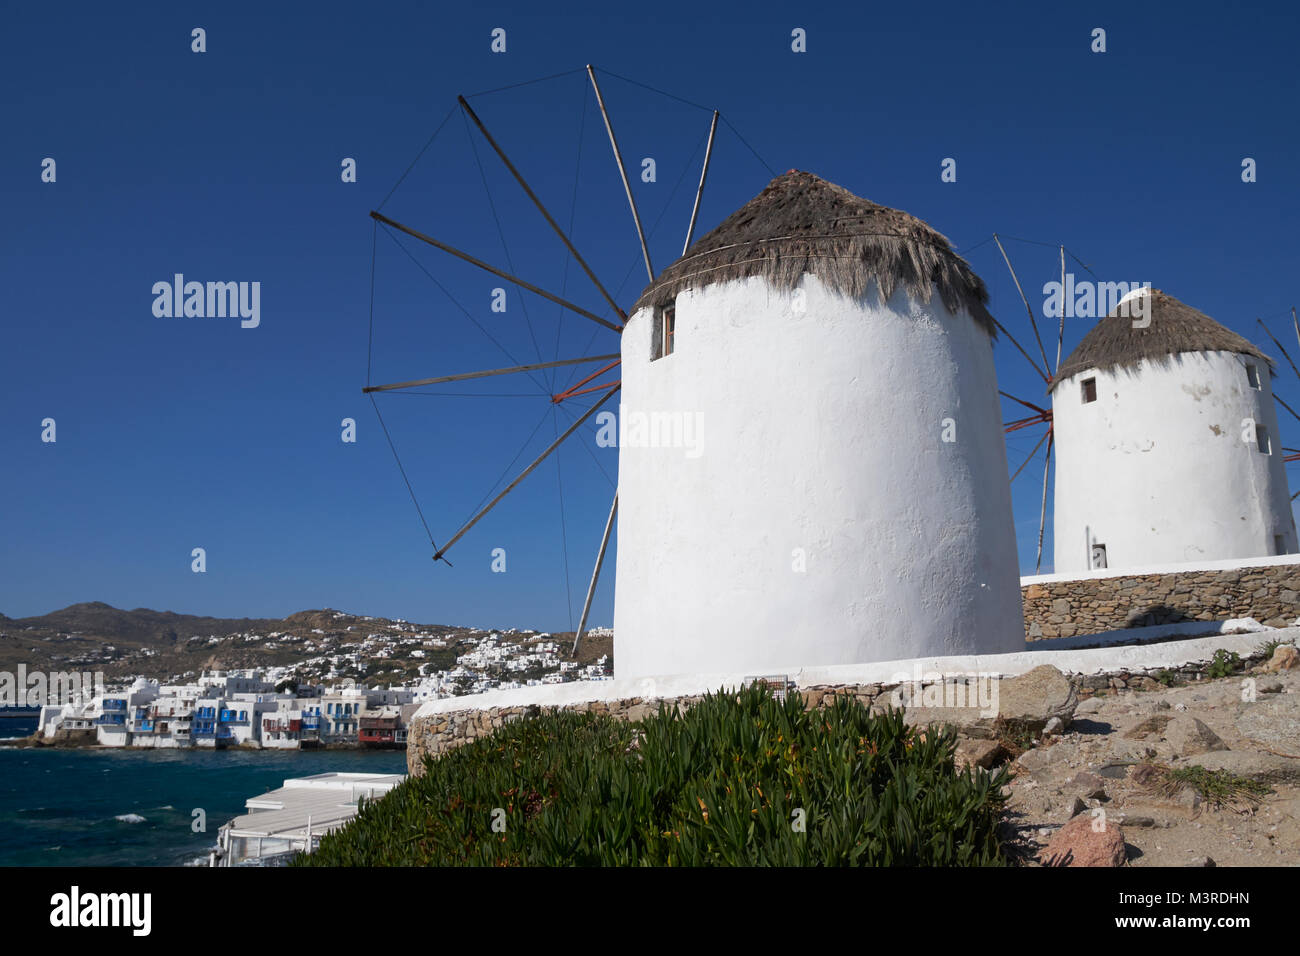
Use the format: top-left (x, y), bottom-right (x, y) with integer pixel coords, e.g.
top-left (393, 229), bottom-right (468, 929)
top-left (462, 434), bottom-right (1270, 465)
top-left (552, 359), bottom-right (621, 403)
top-left (572, 491), bottom-right (618, 657)
top-left (363, 354), bottom-right (622, 393)
top-left (432, 386), bottom-right (620, 562)
top-left (1036, 430), bottom-right (1054, 573)
top-left (587, 65), bottom-right (654, 283)
top-left (1257, 318), bottom-right (1300, 381)
top-left (999, 390), bottom-right (1052, 418)
top-left (458, 95), bottom-right (628, 324)
top-left (553, 379), bottom-right (621, 402)
top-left (988, 314), bottom-right (1051, 384)
top-left (1275, 393), bottom-right (1300, 425)
top-left (683, 111), bottom-right (720, 254)
top-left (992, 234), bottom-right (1053, 379)
top-left (1055, 245), bottom-right (1066, 375)
top-left (370, 211), bottom-right (623, 334)
top-left (1005, 411), bottom-right (1052, 434)
top-left (1010, 427), bottom-right (1051, 483)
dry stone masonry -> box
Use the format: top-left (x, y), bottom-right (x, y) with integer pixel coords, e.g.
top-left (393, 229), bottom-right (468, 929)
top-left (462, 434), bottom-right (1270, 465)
top-left (406, 652), bottom-right (1274, 775)
top-left (1021, 561), bottom-right (1300, 640)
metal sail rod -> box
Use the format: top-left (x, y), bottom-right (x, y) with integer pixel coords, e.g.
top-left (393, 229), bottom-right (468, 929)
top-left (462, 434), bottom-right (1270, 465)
top-left (572, 491), bottom-right (618, 657)
top-left (1035, 432), bottom-right (1053, 573)
top-left (363, 355), bottom-right (621, 393)
top-left (1257, 318), bottom-right (1300, 382)
top-left (683, 111), bottom-right (720, 255)
top-left (587, 65), bottom-right (654, 283)
top-left (458, 95), bottom-right (627, 324)
top-left (370, 211), bottom-right (623, 334)
top-left (1292, 306), bottom-right (1299, 356)
top-left (433, 386), bottom-right (620, 562)
top-left (992, 234), bottom-right (1052, 378)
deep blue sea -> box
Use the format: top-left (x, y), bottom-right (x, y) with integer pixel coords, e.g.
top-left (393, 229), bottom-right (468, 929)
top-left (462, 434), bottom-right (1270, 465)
top-left (0, 723), bottom-right (406, 866)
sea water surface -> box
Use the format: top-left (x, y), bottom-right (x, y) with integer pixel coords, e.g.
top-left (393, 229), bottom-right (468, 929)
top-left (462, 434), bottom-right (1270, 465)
top-left (0, 736), bottom-right (407, 866)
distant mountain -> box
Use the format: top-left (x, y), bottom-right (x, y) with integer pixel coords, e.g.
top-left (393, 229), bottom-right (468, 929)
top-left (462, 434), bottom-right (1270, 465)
top-left (5, 602), bottom-right (284, 645)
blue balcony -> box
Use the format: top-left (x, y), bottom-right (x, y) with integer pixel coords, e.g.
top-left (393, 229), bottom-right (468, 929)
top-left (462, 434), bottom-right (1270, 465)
top-left (193, 721), bottom-right (216, 736)
top-left (101, 699), bottom-right (127, 712)
top-left (216, 728), bottom-right (234, 739)
top-left (97, 714), bottom-right (126, 726)
top-left (139, 720), bottom-right (155, 732)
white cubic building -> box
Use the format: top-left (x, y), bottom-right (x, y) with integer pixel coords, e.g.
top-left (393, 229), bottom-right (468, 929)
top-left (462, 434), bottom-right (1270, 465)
top-left (613, 170), bottom-right (1024, 678)
top-left (1052, 288), bottom-right (1296, 573)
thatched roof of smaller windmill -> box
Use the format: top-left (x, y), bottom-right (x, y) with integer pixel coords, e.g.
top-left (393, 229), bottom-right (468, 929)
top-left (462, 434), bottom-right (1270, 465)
top-left (1050, 289), bottom-right (1270, 390)
top-left (632, 170), bottom-right (996, 335)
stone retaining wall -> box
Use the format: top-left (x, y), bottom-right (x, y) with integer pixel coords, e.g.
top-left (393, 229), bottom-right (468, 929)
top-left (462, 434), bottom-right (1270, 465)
top-left (406, 651), bottom-right (1272, 775)
top-left (1022, 562), bottom-right (1300, 640)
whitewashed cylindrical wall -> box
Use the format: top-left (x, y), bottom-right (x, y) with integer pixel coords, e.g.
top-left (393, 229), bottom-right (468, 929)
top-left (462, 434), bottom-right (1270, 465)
top-left (1052, 350), bottom-right (1296, 574)
top-left (612, 274), bottom-right (1024, 679)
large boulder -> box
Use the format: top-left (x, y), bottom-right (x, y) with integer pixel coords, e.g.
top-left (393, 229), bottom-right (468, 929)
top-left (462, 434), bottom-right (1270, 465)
top-left (1164, 716), bottom-right (1228, 757)
top-left (904, 665), bottom-right (1078, 739)
top-left (1265, 645), bottom-right (1299, 672)
top-left (1040, 813), bottom-right (1127, 867)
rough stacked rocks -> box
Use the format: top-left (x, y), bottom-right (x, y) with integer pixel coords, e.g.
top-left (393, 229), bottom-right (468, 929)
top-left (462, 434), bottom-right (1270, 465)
top-left (1022, 563), bottom-right (1300, 640)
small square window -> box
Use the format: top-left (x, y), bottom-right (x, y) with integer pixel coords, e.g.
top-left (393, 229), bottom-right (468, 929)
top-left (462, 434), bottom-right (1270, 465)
top-left (1257, 424), bottom-right (1271, 455)
top-left (1081, 377), bottom-right (1097, 403)
top-left (1090, 543), bottom-right (1107, 569)
top-left (1246, 364), bottom-right (1261, 389)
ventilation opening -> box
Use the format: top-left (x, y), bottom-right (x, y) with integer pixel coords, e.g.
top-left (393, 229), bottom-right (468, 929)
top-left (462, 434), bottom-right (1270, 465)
top-left (1090, 543), bottom-right (1107, 569)
top-left (1257, 424), bottom-right (1271, 454)
top-left (1081, 377), bottom-right (1097, 403)
top-left (651, 305), bottom-right (675, 362)
top-left (1246, 364), bottom-right (1261, 389)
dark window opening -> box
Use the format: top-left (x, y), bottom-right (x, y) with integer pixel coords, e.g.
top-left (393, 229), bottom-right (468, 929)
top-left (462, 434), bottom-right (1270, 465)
top-left (1274, 534), bottom-right (1287, 556)
top-left (1247, 364), bottom-right (1261, 389)
top-left (1257, 424), bottom-right (1271, 455)
top-left (650, 305), bottom-right (675, 362)
top-left (1081, 377), bottom-right (1097, 403)
top-left (1090, 543), bottom-right (1107, 569)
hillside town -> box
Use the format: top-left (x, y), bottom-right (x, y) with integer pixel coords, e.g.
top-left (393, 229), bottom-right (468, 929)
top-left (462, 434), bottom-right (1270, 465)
top-left (28, 622), bottom-right (613, 749)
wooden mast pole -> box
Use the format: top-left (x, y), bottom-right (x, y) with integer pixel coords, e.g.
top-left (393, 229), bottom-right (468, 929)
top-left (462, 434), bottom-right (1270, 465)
top-left (683, 111), bottom-right (720, 254)
top-left (458, 95), bottom-right (627, 323)
top-left (1056, 245), bottom-right (1066, 375)
top-left (1036, 432), bottom-right (1053, 573)
top-left (992, 234), bottom-right (1052, 378)
top-left (370, 211), bottom-right (623, 333)
top-left (363, 355), bottom-right (620, 394)
top-left (572, 491), bottom-right (618, 657)
top-left (432, 387), bottom-right (620, 562)
top-left (587, 65), bottom-right (654, 283)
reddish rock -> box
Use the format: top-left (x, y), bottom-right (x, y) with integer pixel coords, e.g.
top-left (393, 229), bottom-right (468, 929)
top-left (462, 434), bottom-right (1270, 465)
top-left (1267, 645), bottom-right (1299, 672)
top-left (1039, 813), bottom-right (1127, 867)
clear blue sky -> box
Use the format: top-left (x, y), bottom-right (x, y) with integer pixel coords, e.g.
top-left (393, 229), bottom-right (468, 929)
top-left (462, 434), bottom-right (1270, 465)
top-left (2, 0), bottom-right (1298, 630)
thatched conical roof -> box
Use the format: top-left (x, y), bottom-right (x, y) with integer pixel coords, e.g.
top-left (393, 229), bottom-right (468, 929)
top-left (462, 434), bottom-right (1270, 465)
top-left (632, 170), bottom-right (995, 335)
top-left (1050, 289), bottom-right (1269, 390)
